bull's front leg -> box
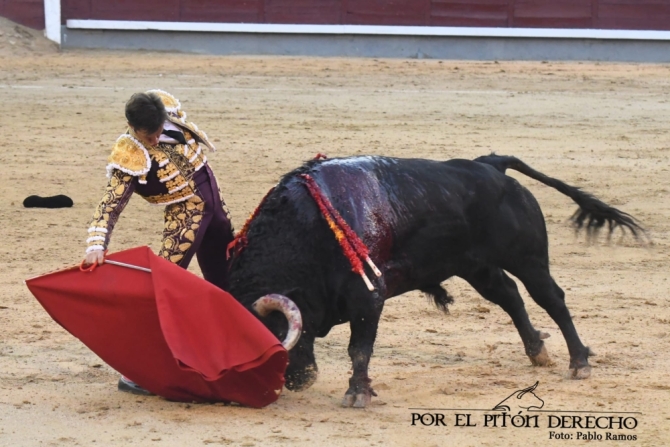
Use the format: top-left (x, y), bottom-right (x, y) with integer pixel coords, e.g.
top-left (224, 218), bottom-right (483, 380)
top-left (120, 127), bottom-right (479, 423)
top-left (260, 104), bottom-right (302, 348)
top-left (342, 292), bottom-right (383, 409)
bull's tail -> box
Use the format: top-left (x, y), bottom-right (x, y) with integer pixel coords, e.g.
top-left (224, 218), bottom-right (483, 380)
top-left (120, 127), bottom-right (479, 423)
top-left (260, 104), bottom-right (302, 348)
top-left (474, 154), bottom-right (644, 238)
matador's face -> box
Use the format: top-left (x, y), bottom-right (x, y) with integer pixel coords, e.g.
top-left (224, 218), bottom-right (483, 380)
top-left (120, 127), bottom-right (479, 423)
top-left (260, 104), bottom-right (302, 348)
top-left (131, 123), bottom-right (164, 147)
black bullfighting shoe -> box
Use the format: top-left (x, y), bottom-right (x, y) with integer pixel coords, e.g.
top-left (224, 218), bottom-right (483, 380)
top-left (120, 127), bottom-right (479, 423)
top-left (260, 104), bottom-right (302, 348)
top-left (118, 376), bottom-right (154, 396)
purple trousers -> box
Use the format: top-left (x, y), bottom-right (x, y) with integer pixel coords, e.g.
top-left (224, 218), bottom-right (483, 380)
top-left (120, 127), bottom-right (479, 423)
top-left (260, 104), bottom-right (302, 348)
top-left (175, 165), bottom-right (234, 291)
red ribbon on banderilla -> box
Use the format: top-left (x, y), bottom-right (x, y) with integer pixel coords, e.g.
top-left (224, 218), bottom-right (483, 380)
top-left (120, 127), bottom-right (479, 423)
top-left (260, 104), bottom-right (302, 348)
top-left (227, 186), bottom-right (276, 260)
top-left (300, 174), bottom-right (382, 291)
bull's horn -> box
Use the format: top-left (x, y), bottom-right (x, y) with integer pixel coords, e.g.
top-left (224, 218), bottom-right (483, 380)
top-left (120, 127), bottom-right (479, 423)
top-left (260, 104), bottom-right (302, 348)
top-left (252, 294), bottom-right (302, 351)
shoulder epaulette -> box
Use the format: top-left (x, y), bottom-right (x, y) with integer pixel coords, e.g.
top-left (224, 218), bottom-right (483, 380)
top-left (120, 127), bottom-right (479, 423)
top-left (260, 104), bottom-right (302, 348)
top-left (106, 134), bottom-right (151, 179)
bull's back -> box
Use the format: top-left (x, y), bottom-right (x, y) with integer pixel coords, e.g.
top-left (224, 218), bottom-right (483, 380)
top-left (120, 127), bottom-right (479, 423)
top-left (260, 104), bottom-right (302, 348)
top-left (310, 155), bottom-right (512, 241)
top-left (303, 156), bottom-right (528, 295)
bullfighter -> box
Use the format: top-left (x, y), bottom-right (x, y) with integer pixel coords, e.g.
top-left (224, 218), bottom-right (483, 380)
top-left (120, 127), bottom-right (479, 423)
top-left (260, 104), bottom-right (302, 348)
top-left (82, 90), bottom-right (235, 395)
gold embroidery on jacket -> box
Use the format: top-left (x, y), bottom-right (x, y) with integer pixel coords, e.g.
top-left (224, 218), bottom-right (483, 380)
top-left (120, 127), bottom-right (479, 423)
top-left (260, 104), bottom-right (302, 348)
top-left (158, 144), bottom-right (196, 177)
top-left (160, 195), bottom-right (206, 263)
top-left (143, 179), bottom-right (196, 205)
top-left (144, 144), bottom-right (202, 205)
top-left (166, 175), bottom-right (188, 193)
top-left (157, 163), bottom-right (179, 180)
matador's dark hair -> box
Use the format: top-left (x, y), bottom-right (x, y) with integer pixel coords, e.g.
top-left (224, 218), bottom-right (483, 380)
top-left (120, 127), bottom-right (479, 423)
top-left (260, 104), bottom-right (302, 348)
top-left (125, 92), bottom-right (167, 133)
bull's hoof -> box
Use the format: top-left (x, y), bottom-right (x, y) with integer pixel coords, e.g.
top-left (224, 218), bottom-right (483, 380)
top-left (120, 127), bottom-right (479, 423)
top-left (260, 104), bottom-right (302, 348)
top-left (353, 393), bottom-right (371, 408)
top-left (341, 392), bottom-right (371, 408)
top-left (529, 344), bottom-right (554, 367)
top-left (341, 394), bottom-right (355, 408)
top-left (570, 365), bottom-right (591, 380)
top-left (284, 364), bottom-right (318, 392)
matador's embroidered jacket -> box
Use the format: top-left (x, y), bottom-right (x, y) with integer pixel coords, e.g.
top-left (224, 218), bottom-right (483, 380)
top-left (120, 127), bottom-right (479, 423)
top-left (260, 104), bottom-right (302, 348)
top-left (86, 90), bottom-right (218, 263)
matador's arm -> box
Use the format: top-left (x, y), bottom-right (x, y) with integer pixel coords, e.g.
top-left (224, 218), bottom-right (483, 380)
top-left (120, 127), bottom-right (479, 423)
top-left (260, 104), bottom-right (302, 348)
top-left (85, 169), bottom-right (136, 253)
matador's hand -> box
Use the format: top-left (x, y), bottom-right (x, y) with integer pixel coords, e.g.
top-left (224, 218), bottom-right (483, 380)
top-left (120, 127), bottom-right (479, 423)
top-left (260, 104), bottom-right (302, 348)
top-left (83, 250), bottom-right (105, 266)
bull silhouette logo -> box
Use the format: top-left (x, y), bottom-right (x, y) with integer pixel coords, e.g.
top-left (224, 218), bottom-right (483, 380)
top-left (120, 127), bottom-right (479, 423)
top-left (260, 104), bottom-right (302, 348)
top-left (492, 381), bottom-right (544, 412)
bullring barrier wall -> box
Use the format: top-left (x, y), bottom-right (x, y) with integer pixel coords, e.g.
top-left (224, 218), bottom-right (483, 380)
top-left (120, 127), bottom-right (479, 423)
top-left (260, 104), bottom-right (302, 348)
top-left (4, 0), bottom-right (670, 61)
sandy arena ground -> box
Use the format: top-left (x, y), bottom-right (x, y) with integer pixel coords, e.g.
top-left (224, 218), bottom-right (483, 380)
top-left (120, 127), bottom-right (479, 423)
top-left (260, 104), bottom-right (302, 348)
top-left (0, 19), bottom-right (669, 447)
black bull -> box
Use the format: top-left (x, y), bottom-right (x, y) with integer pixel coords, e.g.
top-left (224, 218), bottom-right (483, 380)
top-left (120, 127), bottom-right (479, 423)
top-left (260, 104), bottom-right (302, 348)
top-left (228, 154), bottom-right (642, 408)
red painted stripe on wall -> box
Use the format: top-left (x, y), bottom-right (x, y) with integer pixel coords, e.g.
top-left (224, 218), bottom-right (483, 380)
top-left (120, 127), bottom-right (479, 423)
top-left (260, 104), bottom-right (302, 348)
top-left (8, 0), bottom-right (670, 31)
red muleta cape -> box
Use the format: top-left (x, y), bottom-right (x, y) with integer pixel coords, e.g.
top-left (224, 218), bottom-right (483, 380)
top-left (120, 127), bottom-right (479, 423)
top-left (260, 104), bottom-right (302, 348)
top-left (25, 246), bottom-right (288, 408)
